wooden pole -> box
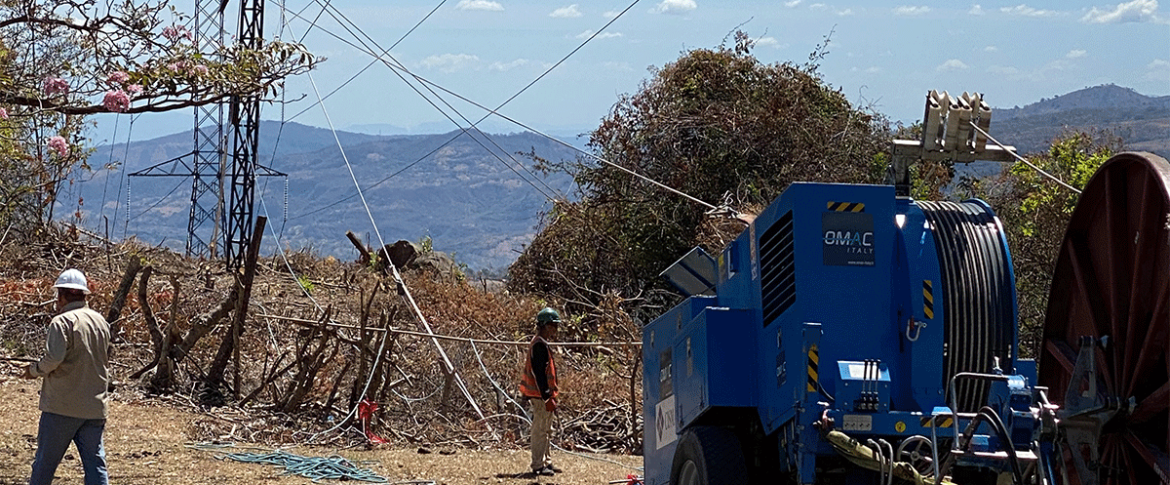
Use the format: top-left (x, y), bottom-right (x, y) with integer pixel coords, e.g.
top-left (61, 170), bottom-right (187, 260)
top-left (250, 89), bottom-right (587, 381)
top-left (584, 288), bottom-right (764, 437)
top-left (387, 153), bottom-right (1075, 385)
top-left (232, 215), bottom-right (266, 399)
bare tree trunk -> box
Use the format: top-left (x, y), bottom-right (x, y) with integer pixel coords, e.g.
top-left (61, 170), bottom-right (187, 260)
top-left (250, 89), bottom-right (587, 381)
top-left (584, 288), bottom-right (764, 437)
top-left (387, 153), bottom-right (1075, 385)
top-left (346, 230), bottom-right (372, 265)
top-left (202, 216), bottom-right (266, 406)
top-left (105, 256), bottom-right (142, 340)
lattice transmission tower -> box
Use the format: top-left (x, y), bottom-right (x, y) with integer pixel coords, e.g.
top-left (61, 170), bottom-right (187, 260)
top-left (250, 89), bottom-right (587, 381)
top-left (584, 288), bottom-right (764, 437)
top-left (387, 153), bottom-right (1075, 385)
top-left (130, 0), bottom-right (282, 269)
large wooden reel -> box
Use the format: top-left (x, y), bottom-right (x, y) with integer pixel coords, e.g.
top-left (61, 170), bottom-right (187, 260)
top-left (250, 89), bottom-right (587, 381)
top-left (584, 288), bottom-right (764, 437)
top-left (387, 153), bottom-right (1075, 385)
top-left (1038, 152), bottom-right (1170, 484)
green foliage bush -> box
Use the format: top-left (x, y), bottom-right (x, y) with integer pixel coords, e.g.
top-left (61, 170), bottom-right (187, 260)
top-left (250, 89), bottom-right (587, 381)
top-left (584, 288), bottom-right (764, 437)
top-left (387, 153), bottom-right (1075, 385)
top-left (960, 130), bottom-right (1120, 357)
top-left (509, 34), bottom-right (891, 318)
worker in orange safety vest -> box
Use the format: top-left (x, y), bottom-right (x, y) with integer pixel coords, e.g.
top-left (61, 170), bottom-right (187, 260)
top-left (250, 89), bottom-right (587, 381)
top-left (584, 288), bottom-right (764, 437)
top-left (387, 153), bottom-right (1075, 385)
top-left (520, 307), bottom-right (561, 476)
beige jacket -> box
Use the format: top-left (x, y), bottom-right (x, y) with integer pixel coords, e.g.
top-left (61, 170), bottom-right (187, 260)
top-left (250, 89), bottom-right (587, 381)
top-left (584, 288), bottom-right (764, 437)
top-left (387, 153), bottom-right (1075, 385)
top-left (30, 301), bottom-right (111, 419)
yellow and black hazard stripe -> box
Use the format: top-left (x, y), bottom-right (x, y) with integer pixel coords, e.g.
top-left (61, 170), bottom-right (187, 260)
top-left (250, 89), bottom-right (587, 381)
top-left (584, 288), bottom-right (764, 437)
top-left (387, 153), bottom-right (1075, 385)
top-left (923, 280), bottom-right (934, 319)
top-left (826, 201), bottom-right (866, 212)
top-left (920, 415), bottom-right (954, 428)
top-left (806, 344), bottom-right (820, 393)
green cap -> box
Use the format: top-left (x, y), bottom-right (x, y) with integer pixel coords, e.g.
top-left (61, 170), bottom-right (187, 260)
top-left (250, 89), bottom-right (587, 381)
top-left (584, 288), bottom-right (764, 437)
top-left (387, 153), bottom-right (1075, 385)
top-left (537, 307), bottom-right (561, 326)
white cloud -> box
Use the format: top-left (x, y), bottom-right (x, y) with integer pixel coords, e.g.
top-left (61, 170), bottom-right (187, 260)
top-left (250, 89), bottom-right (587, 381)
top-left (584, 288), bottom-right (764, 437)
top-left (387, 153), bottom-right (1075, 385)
top-left (1146, 59), bottom-right (1170, 81)
top-left (937, 59), bottom-right (969, 71)
top-left (894, 5), bottom-right (931, 15)
top-left (456, 0), bottom-right (503, 11)
top-left (784, 0), bottom-right (802, 6)
top-left (970, 4), bottom-right (985, 14)
top-left (603, 10), bottom-right (620, 18)
top-left (1066, 49), bottom-right (1088, 58)
top-left (754, 37), bottom-right (789, 49)
top-left (1000, 4), bottom-right (1059, 17)
top-left (837, 8), bottom-right (854, 15)
top-left (575, 30), bottom-right (624, 39)
top-left (1082, 0), bottom-right (1163, 23)
top-left (984, 45), bottom-right (999, 52)
top-left (550, 5), bottom-right (583, 18)
top-left (987, 65), bottom-right (1021, 76)
top-left (489, 59), bottom-right (530, 71)
top-left (652, 0), bottom-right (697, 14)
top-left (421, 53), bottom-right (480, 72)
top-left (809, 3), bottom-right (828, 10)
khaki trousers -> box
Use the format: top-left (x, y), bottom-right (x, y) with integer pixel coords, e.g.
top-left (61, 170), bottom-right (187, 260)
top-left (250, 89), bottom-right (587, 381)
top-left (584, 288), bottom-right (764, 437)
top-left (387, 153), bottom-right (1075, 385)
top-left (529, 398), bottom-right (553, 471)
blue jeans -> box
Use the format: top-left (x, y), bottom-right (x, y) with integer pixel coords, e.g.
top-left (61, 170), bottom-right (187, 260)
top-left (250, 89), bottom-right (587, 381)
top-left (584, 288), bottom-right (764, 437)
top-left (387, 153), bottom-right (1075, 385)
top-left (29, 412), bottom-right (107, 485)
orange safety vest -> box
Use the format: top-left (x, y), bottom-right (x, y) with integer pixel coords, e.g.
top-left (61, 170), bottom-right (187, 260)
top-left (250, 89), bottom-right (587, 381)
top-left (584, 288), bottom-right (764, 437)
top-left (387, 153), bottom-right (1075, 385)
top-left (520, 336), bottom-right (558, 399)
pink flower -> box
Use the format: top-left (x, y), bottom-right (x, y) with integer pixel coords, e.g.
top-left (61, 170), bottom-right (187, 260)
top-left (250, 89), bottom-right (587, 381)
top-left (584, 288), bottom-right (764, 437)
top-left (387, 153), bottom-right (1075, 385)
top-left (107, 71), bottom-right (129, 85)
top-left (193, 65), bottom-right (208, 76)
top-left (103, 90), bottom-right (130, 112)
top-left (47, 136), bottom-right (68, 157)
top-left (43, 77), bottom-right (68, 95)
top-left (0, 108), bottom-right (7, 119)
top-left (162, 25), bottom-right (191, 42)
top-left (166, 63), bottom-right (179, 72)
top-left (126, 84), bottom-right (143, 94)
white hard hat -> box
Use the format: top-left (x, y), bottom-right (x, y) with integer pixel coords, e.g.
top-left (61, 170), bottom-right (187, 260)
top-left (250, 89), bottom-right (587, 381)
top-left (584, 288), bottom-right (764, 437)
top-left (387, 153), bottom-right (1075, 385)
top-left (54, 268), bottom-right (90, 294)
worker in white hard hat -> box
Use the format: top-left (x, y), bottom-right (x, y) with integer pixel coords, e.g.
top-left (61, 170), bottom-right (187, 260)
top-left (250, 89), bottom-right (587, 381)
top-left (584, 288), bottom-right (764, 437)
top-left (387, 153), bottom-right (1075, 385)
top-left (21, 268), bottom-right (112, 485)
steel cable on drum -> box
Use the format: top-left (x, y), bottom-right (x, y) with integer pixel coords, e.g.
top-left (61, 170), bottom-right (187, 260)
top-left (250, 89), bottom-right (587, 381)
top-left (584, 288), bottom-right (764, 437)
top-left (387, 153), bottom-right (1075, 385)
top-left (918, 200), bottom-right (1015, 413)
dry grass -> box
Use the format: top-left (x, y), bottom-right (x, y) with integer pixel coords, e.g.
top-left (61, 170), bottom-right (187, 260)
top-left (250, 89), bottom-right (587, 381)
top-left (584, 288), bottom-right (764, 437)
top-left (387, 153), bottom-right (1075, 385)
top-left (0, 230), bottom-right (644, 483)
top-left (0, 370), bottom-right (642, 485)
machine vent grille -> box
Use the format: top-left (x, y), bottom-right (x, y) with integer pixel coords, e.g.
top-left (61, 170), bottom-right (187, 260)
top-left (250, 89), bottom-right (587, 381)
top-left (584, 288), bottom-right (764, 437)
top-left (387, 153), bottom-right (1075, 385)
top-left (760, 211), bottom-right (795, 327)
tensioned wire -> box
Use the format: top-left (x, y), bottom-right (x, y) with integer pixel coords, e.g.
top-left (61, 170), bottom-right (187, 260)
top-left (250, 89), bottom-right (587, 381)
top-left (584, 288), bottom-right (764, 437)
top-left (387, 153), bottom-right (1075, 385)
top-left (285, 0), bottom-right (715, 210)
top-left (270, 0), bottom-right (653, 439)
top-left (308, 0), bottom-right (563, 200)
top-left (264, 0), bottom-right (449, 237)
top-left (969, 123), bottom-right (1081, 194)
top-left (280, 10), bottom-right (490, 434)
top-left (278, 0), bottom-right (563, 203)
top-left (247, 0), bottom-right (503, 444)
top-left (249, 0), bottom-right (439, 442)
top-left (284, 1), bottom-right (450, 123)
top-left (256, 0), bottom-right (712, 445)
top-left (276, 0), bottom-right (723, 219)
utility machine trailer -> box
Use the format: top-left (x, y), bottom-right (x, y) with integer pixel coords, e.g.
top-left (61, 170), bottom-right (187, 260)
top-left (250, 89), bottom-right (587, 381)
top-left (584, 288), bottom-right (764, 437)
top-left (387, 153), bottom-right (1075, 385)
top-left (642, 92), bottom-right (1170, 485)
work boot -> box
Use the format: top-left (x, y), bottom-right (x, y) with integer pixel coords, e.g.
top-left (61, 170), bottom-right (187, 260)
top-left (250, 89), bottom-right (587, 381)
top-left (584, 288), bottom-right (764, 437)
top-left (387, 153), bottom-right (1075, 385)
top-left (547, 464), bottom-right (563, 473)
top-left (534, 466), bottom-right (555, 476)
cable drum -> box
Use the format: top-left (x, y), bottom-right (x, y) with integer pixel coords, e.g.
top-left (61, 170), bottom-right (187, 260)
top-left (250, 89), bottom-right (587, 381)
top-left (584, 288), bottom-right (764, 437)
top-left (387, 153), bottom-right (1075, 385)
top-left (917, 200), bottom-right (1017, 413)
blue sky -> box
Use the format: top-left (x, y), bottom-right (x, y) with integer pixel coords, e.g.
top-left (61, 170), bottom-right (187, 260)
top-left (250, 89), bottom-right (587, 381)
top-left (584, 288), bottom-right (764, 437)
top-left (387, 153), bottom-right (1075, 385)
top-left (92, 0), bottom-right (1169, 144)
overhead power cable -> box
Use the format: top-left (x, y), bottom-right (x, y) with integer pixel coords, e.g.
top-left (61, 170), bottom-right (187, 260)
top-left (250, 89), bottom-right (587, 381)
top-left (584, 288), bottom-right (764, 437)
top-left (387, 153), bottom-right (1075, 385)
top-left (280, 0), bottom-right (719, 219)
top-left (286, 0), bottom-right (449, 123)
top-left (282, 14), bottom-right (491, 434)
top-left (128, 178), bottom-right (187, 223)
top-left (270, 0), bottom-right (451, 228)
top-left (288, 0), bottom-right (563, 202)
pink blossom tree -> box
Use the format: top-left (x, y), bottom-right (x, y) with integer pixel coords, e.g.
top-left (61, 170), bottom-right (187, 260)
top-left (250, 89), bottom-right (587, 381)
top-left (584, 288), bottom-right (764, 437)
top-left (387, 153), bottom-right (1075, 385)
top-left (0, 0), bottom-right (319, 231)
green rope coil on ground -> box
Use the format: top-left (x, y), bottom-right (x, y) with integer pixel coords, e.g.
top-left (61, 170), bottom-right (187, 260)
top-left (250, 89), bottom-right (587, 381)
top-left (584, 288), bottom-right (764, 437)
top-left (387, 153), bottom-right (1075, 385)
top-left (213, 447), bottom-right (388, 483)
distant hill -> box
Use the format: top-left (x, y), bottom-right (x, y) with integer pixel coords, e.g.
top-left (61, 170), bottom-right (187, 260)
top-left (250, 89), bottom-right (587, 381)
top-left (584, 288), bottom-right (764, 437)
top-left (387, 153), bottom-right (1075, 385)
top-left (69, 121), bottom-right (578, 272)
top-left (65, 86), bottom-right (1168, 272)
top-left (991, 84), bottom-right (1170, 157)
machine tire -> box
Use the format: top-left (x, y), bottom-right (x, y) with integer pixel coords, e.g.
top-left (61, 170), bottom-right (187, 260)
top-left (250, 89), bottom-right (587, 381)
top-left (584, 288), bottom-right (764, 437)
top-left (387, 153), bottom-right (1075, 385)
top-left (669, 426), bottom-right (749, 485)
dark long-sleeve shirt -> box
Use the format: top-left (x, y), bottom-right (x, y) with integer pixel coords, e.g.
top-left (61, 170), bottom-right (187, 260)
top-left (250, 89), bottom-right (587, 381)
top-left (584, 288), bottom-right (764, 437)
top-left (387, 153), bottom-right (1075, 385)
top-left (531, 339), bottom-right (552, 399)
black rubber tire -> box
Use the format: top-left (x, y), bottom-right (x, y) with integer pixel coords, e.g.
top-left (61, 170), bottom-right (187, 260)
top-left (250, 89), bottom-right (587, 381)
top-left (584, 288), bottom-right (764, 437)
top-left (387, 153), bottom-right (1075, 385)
top-left (669, 426), bottom-right (750, 485)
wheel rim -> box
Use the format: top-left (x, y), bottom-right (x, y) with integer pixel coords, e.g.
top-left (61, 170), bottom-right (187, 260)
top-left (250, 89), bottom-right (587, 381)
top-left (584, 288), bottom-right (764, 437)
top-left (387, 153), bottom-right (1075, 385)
top-left (678, 459), bottom-right (700, 485)
top-left (1038, 152), bottom-right (1170, 484)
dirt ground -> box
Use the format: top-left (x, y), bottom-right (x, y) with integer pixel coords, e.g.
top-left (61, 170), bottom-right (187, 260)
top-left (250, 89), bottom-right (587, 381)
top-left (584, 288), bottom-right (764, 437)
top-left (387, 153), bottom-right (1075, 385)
top-left (0, 370), bottom-right (643, 485)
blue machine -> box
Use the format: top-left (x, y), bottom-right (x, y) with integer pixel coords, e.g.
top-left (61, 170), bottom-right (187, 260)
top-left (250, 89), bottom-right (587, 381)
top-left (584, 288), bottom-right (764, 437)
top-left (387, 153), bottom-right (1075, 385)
top-left (642, 182), bottom-right (1043, 485)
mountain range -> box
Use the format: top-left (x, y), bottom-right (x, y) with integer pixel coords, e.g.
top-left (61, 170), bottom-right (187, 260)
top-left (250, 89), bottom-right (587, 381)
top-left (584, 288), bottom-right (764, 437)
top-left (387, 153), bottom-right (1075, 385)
top-left (67, 85), bottom-right (1167, 271)
top-left (72, 123), bottom-right (579, 272)
top-left (992, 84), bottom-right (1169, 156)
